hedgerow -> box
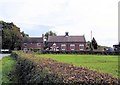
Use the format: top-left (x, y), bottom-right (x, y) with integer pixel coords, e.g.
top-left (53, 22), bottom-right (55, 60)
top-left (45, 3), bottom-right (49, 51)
top-left (42, 50), bottom-right (120, 55)
top-left (11, 52), bottom-right (63, 84)
top-left (10, 51), bottom-right (120, 84)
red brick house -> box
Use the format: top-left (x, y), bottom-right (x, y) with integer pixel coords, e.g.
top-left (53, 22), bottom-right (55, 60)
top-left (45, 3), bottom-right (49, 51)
top-left (21, 37), bottom-right (44, 51)
top-left (47, 32), bottom-right (86, 51)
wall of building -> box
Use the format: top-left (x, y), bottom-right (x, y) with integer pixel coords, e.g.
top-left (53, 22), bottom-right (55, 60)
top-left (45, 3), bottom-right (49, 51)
top-left (47, 42), bottom-right (86, 51)
top-left (21, 43), bottom-right (44, 50)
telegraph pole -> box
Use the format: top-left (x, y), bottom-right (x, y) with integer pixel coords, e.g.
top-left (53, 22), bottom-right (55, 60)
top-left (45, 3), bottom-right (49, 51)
top-left (91, 30), bottom-right (92, 42)
top-left (90, 30), bottom-right (93, 51)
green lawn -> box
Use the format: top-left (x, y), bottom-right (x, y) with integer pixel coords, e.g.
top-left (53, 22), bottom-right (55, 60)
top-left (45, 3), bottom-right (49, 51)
top-left (0, 56), bottom-right (16, 83)
top-left (36, 54), bottom-right (119, 78)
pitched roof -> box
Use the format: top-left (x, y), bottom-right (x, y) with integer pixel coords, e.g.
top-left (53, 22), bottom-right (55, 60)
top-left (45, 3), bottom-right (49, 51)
top-left (23, 37), bottom-right (43, 43)
top-left (48, 36), bottom-right (86, 43)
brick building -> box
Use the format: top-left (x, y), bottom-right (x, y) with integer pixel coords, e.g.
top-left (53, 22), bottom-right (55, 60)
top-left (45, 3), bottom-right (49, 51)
top-left (21, 37), bottom-right (44, 51)
top-left (21, 32), bottom-right (86, 52)
top-left (47, 32), bottom-right (86, 51)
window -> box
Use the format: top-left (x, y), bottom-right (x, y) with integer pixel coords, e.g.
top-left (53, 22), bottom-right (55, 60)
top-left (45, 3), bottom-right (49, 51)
top-left (61, 44), bottom-right (66, 50)
top-left (37, 43), bottom-right (41, 46)
top-left (70, 44), bottom-right (75, 50)
top-left (79, 44), bottom-right (84, 50)
top-left (24, 43), bottom-right (27, 46)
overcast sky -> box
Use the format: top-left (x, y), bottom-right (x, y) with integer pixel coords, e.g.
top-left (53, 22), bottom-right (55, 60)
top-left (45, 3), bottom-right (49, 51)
top-left (0, 0), bottom-right (119, 47)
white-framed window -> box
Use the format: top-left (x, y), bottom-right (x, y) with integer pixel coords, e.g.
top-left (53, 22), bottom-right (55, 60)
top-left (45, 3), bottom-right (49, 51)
top-left (79, 44), bottom-right (84, 50)
top-left (24, 43), bottom-right (27, 46)
top-left (61, 44), bottom-right (66, 50)
top-left (37, 43), bottom-right (41, 46)
top-left (70, 44), bottom-right (75, 50)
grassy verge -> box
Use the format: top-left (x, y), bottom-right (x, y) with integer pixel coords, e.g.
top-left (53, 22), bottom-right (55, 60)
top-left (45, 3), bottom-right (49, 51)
top-left (36, 54), bottom-right (119, 78)
top-left (1, 56), bottom-right (16, 83)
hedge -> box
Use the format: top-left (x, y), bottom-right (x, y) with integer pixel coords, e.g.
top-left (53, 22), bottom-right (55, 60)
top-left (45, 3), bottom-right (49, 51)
top-left (11, 52), bottom-right (63, 83)
top-left (10, 51), bottom-right (120, 84)
top-left (41, 50), bottom-right (120, 55)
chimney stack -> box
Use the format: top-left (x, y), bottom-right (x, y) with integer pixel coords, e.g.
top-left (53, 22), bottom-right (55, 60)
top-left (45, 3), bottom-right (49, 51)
top-left (65, 32), bottom-right (69, 36)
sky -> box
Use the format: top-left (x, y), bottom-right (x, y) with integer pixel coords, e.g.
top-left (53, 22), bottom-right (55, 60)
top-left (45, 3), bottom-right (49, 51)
top-left (0, 0), bottom-right (119, 47)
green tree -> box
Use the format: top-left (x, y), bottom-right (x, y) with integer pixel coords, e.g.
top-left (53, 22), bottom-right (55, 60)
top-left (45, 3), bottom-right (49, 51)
top-left (21, 31), bottom-right (29, 38)
top-left (0, 21), bottom-right (27, 50)
top-left (86, 41), bottom-right (93, 50)
top-left (44, 31), bottom-right (56, 40)
top-left (92, 37), bottom-right (98, 49)
top-left (44, 31), bottom-right (56, 50)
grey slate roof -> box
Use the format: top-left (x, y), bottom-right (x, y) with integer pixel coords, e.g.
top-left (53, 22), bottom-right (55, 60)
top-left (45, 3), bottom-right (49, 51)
top-left (23, 37), bottom-right (43, 43)
top-left (48, 36), bottom-right (86, 43)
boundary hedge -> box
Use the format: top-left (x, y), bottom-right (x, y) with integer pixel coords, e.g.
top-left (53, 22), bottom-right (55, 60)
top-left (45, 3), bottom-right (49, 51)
top-left (41, 50), bottom-right (120, 55)
top-left (11, 52), bottom-right (63, 84)
top-left (10, 51), bottom-right (120, 84)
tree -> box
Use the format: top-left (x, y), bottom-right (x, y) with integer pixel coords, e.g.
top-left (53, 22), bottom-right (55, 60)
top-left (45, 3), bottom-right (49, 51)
top-left (21, 31), bottom-right (29, 38)
top-left (0, 21), bottom-right (28, 50)
top-left (44, 31), bottom-right (56, 50)
top-left (86, 41), bottom-right (93, 50)
top-left (91, 37), bottom-right (98, 49)
top-left (44, 31), bottom-right (56, 40)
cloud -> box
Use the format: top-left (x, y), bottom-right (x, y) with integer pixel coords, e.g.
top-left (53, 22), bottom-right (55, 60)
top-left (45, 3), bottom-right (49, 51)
top-left (18, 23), bottom-right (55, 37)
top-left (0, 0), bottom-right (119, 46)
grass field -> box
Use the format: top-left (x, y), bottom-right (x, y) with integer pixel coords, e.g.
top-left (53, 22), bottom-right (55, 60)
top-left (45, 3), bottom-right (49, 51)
top-left (36, 54), bottom-right (119, 78)
top-left (0, 56), bottom-right (16, 83)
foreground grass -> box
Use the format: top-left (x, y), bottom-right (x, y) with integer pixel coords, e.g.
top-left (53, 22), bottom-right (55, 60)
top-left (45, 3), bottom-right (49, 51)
top-left (36, 54), bottom-right (119, 78)
top-left (0, 56), bottom-right (16, 83)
